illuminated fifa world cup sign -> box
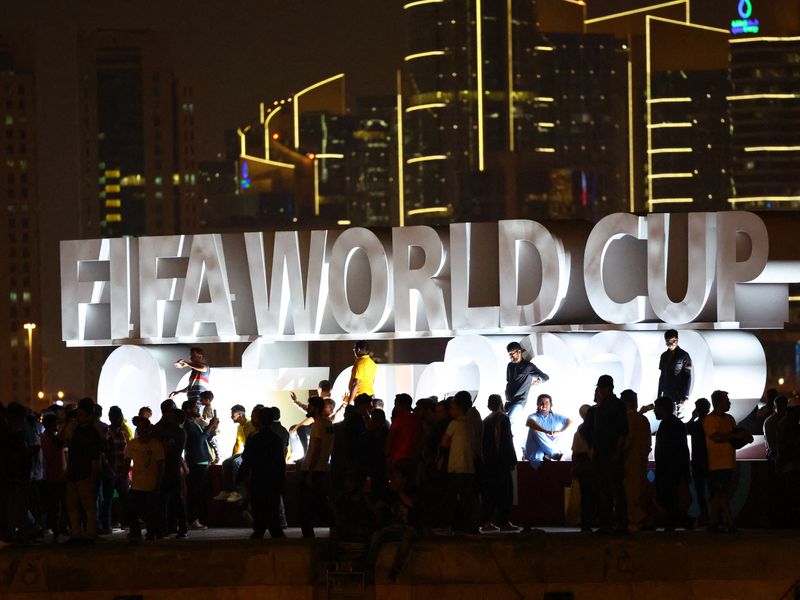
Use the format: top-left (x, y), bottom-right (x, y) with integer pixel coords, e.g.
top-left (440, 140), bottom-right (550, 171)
top-left (61, 212), bottom-right (798, 346)
top-left (731, 0), bottom-right (760, 35)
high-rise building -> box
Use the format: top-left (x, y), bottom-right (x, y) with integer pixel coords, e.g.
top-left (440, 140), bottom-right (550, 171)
top-left (78, 30), bottom-right (198, 239)
top-left (400, 0), bottom-right (630, 224)
top-left (728, 35), bottom-right (800, 209)
top-left (348, 96), bottom-right (397, 227)
top-left (0, 41), bottom-right (42, 407)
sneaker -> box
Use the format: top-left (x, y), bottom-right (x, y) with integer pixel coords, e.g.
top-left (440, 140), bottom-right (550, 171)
top-left (498, 521), bottom-right (521, 532)
top-left (212, 491), bottom-right (231, 501)
top-left (226, 491), bottom-right (244, 503)
top-left (480, 522), bottom-right (500, 532)
top-left (189, 519), bottom-right (207, 530)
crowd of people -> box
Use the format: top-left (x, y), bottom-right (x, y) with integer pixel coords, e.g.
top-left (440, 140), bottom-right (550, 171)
top-left (1, 341), bottom-right (799, 578)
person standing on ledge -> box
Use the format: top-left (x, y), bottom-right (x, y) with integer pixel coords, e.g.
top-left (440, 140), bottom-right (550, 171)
top-left (657, 330), bottom-right (692, 417)
top-left (170, 347), bottom-right (211, 405)
top-left (347, 340), bottom-right (377, 405)
top-left (504, 341), bottom-right (549, 442)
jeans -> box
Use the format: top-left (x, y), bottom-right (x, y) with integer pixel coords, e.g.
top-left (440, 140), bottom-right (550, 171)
top-left (186, 463), bottom-right (209, 524)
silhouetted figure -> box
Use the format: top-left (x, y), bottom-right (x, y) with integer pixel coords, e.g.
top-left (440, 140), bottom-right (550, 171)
top-left (238, 407), bottom-right (286, 539)
top-left (481, 394), bottom-right (518, 532)
top-left (654, 396), bottom-right (690, 531)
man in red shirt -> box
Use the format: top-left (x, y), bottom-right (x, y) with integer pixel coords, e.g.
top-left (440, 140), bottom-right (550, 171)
top-left (386, 393), bottom-right (423, 474)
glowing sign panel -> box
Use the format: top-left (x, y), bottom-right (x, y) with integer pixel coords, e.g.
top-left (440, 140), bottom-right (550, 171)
top-left (731, 0), bottom-right (759, 35)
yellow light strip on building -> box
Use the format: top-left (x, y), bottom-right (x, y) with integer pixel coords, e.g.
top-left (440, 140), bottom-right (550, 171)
top-left (104, 170), bottom-right (121, 178)
top-left (105, 199), bottom-right (121, 207)
top-left (744, 146), bottom-right (800, 152)
top-left (407, 207), bottom-right (449, 216)
top-left (241, 153), bottom-right (295, 170)
top-left (646, 18), bottom-right (653, 209)
top-left (293, 73), bottom-right (345, 149)
top-left (315, 153), bottom-right (345, 159)
top-left (534, 46), bottom-right (555, 51)
top-left (648, 15), bottom-right (728, 34)
top-left (647, 122), bottom-right (693, 128)
top-left (405, 102), bottom-right (447, 113)
top-left (730, 36), bottom-right (800, 43)
top-left (263, 105), bottom-right (283, 160)
top-left (534, 147), bottom-right (556, 153)
top-left (337, 219), bottom-right (351, 225)
top-left (647, 97), bottom-right (692, 104)
top-left (105, 213), bottom-right (122, 222)
top-left (534, 96), bottom-right (555, 102)
top-left (647, 147), bottom-right (693, 154)
top-left (535, 122), bottom-right (555, 127)
top-left (402, 0), bottom-right (444, 9)
top-left (649, 172), bottom-right (694, 179)
top-left (585, 0), bottom-right (686, 24)
top-left (238, 128), bottom-right (247, 156)
top-left (104, 184), bottom-right (121, 193)
top-left (407, 154), bottom-right (447, 164)
top-left (313, 159), bottom-right (320, 216)
top-left (727, 93), bottom-right (800, 101)
top-left (627, 51), bottom-right (635, 212)
top-left (476, 0), bottom-right (485, 171)
top-left (396, 70), bottom-right (405, 227)
top-left (507, 0), bottom-right (514, 152)
top-left (403, 50), bottom-right (445, 62)
top-left (789, 296), bottom-right (800, 302)
top-left (649, 198), bottom-right (694, 205)
top-left (728, 196), bottom-right (800, 204)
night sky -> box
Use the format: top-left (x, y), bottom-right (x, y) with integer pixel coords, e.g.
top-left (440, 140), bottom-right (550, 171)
top-left (3, 0), bottom-right (404, 159)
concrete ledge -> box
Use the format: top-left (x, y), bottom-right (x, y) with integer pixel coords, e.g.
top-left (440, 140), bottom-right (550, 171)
top-left (2, 532), bottom-right (799, 599)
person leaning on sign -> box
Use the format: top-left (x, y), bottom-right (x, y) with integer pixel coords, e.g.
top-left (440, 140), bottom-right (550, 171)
top-left (347, 340), bottom-right (377, 405)
top-left (657, 330), bottom-right (692, 416)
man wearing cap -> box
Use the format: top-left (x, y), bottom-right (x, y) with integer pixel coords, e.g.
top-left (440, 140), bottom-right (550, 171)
top-left (504, 342), bottom-right (549, 447)
top-left (657, 330), bottom-right (692, 415)
top-left (582, 375), bottom-right (629, 534)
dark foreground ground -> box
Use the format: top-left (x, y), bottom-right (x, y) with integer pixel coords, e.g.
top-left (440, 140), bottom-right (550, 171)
top-left (2, 526), bottom-right (800, 599)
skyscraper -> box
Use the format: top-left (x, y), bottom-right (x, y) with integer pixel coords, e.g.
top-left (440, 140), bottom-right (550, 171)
top-left (0, 40), bottom-right (42, 407)
top-left (400, 0), bottom-right (630, 224)
top-left (78, 30), bottom-right (198, 239)
top-left (728, 35), bottom-right (800, 209)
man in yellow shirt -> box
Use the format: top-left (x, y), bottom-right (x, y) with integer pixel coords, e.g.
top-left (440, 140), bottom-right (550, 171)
top-left (348, 340), bottom-right (377, 404)
top-left (213, 404), bottom-right (255, 503)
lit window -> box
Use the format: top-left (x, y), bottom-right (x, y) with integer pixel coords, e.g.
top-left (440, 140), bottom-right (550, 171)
top-left (10, 337), bottom-right (18, 348)
top-left (105, 199), bottom-right (121, 207)
top-left (22, 291), bottom-right (30, 303)
top-left (105, 213), bottom-right (122, 222)
top-left (4, 115), bottom-right (12, 126)
top-left (9, 292), bottom-right (17, 303)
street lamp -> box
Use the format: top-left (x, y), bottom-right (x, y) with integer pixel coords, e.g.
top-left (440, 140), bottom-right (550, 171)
top-left (23, 323), bottom-right (36, 404)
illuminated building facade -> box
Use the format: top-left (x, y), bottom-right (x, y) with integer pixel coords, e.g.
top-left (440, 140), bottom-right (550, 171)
top-left (400, 0), bottom-right (630, 224)
top-left (588, 0), bottom-right (800, 213)
top-left (0, 42), bottom-right (42, 406)
top-left (78, 30), bottom-right (198, 238)
top-left (348, 96), bottom-right (396, 227)
top-left (728, 36), bottom-right (800, 208)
